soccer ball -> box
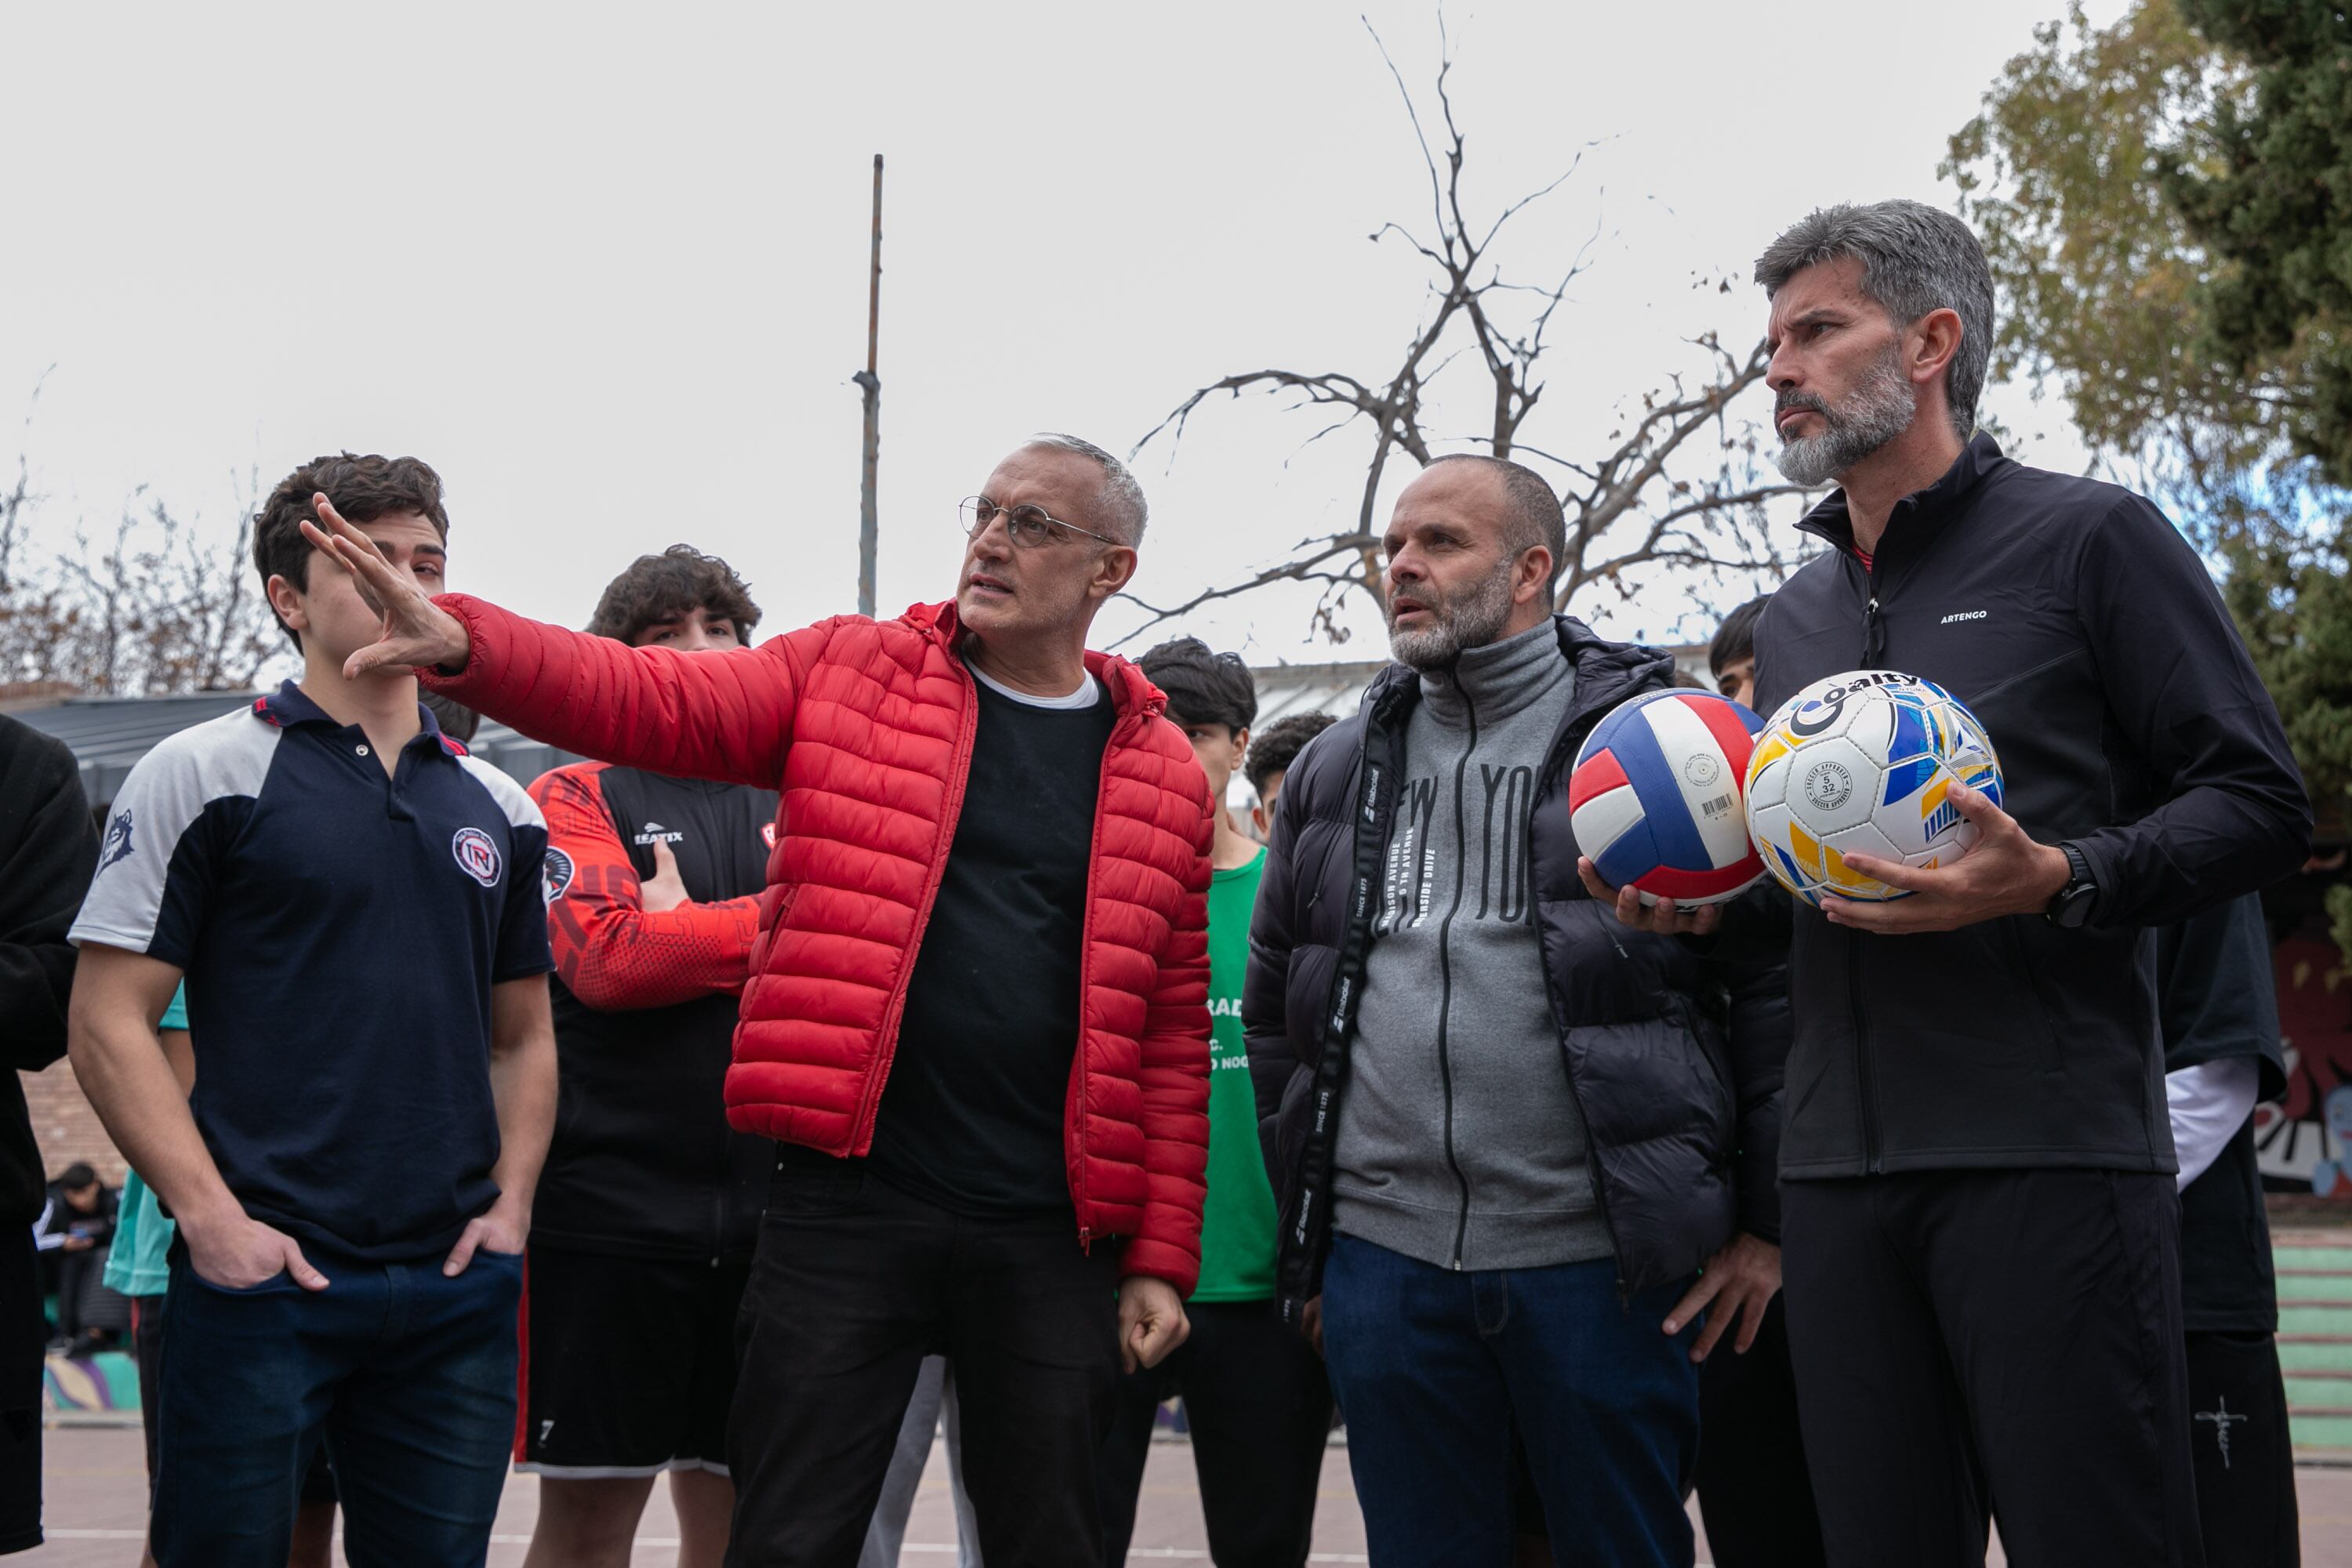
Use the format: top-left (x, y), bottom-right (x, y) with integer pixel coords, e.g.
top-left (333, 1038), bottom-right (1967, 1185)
top-left (1569, 688), bottom-right (1768, 906)
top-left (1744, 670), bottom-right (2003, 907)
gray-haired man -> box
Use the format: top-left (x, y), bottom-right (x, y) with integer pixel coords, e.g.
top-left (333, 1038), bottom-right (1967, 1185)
top-left (1585, 201), bottom-right (2307, 1565)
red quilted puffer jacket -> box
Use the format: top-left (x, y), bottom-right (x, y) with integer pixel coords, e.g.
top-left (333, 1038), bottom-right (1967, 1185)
top-left (425, 595), bottom-right (1215, 1290)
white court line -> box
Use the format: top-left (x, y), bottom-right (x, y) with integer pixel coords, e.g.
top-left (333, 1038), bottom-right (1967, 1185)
top-left (43, 1528), bottom-right (1708, 1566)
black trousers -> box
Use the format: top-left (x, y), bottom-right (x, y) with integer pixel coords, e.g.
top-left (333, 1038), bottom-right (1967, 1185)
top-left (54, 1248), bottom-right (103, 1343)
top-left (724, 1163), bottom-right (1120, 1568)
top-left (133, 1294), bottom-right (165, 1484)
top-left (1780, 1170), bottom-right (2203, 1568)
top-left (0, 1232), bottom-right (39, 1554)
top-left (1693, 1294), bottom-right (1824, 1568)
top-left (1095, 1298), bottom-right (1331, 1567)
top-left (2183, 1330), bottom-right (2299, 1568)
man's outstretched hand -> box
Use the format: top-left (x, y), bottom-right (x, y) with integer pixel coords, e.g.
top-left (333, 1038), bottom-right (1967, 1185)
top-left (1824, 782), bottom-right (2071, 935)
top-left (299, 494), bottom-right (471, 680)
top-left (1576, 858), bottom-right (1722, 937)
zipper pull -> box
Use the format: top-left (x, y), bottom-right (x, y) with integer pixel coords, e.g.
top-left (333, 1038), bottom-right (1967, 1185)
top-left (1862, 596), bottom-right (1884, 664)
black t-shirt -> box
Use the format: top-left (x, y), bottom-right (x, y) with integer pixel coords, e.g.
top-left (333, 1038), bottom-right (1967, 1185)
top-left (855, 670), bottom-right (1118, 1217)
top-left (2160, 893), bottom-right (2287, 1335)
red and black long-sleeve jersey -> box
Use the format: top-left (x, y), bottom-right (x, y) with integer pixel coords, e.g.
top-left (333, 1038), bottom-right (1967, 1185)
top-left (528, 760), bottom-right (780, 1260)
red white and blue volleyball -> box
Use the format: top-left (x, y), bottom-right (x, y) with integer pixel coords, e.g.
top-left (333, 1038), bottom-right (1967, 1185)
top-left (1568, 688), bottom-right (1767, 906)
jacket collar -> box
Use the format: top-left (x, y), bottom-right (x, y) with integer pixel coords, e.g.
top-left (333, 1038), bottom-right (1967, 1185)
top-left (900, 600), bottom-right (1166, 723)
top-left (1794, 430), bottom-right (2008, 566)
top-left (1363, 614), bottom-right (1672, 736)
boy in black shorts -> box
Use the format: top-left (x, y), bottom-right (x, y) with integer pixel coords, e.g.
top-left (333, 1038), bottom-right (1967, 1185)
top-left (515, 548), bottom-right (777, 1568)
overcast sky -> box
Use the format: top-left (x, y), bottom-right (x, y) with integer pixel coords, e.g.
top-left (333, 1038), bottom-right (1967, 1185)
top-left (2, 1), bottom-right (2120, 677)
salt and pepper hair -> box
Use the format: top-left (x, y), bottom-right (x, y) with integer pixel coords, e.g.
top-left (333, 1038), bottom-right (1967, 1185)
top-left (1027, 432), bottom-right (1149, 546)
top-left (1753, 200), bottom-right (1995, 442)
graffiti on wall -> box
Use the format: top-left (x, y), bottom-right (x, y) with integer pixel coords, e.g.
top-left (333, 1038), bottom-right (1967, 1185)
top-left (2260, 934), bottom-right (2352, 1192)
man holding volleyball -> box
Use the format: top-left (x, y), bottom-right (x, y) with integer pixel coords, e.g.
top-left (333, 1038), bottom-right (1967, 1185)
top-left (1594, 201), bottom-right (2307, 1566)
top-left (1246, 453), bottom-right (1791, 1566)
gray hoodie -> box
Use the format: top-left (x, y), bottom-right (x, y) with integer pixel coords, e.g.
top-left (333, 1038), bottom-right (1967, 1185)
top-left (1331, 620), bottom-right (1612, 1272)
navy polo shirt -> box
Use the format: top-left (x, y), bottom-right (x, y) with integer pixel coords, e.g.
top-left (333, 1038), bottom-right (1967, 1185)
top-left (71, 681), bottom-right (553, 1263)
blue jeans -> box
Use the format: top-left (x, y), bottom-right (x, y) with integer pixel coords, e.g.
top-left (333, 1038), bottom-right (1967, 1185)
top-left (151, 1243), bottom-right (522, 1567)
top-left (1320, 1233), bottom-right (1702, 1568)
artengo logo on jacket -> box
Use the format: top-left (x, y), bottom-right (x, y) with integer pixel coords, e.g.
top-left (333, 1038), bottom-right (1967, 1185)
top-left (1941, 610), bottom-right (1989, 624)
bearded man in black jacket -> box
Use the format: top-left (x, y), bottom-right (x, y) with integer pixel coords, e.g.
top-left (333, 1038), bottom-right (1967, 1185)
top-left (1586, 200), bottom-right (2309, 1566)
top-left (0, 716), bottom-right (100, 1554)
top-left (1248, 456), bottom-right (1791, 1567)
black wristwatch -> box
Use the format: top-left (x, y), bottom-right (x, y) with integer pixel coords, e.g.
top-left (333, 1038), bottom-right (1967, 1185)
top-left (2045, 842), bottom-right (2098, 929)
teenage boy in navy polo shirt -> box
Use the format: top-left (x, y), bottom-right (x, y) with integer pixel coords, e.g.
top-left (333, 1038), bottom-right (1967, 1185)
top-left (66, 452), bottom-right (558, 1568)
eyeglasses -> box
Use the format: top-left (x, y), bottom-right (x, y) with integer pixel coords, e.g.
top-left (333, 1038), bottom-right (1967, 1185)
top-left (958, 496), bottom-right (1123, 550)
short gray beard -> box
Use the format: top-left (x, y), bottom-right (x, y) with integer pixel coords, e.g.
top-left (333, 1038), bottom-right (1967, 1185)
top-left (1773, 346), bottom-right (1919, 488)
top-left (1387, 555), bottom-right (1520, 670)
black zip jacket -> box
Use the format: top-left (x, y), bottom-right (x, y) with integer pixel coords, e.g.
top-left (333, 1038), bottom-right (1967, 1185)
top-left (1752, 434), bottom-right (2310, 1178)
top-left (0, 719), bottom-right (97, 1228)
top-left (1244, 617), bottom-right (1791, 1310)
top-left (528, 762), bottom-right (779, 1260)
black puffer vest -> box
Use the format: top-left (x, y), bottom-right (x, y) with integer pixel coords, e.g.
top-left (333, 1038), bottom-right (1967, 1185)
top-left (1243, 616), bottom-right (1791, 1314)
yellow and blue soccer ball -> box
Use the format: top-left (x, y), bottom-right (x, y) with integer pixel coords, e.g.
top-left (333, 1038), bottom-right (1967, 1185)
top-left (1743, 670), bottom-right (2003, 907)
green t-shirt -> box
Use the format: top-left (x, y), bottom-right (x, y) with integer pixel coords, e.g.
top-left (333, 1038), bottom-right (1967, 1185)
top-left (1192, 848), bottom-right (1278, 1303)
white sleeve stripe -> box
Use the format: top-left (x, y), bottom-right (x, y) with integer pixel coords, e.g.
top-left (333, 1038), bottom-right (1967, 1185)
top-left (456, 754), bottom-right (546, 831)
top-left (66, 710), bottom-right (278, 953)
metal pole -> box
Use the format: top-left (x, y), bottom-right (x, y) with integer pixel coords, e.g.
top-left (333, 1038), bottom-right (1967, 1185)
top-left (855, 154), bottom-right (884, 618)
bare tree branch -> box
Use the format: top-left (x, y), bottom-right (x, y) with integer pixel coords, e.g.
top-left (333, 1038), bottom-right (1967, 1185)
top-left (0, 405), bottom-right (282, 696)
top-left (1125, 21), bottom-right (1819, 651)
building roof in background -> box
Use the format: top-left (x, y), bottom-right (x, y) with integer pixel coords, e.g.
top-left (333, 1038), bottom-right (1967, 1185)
top-left (1247, 659), bottom-right (1385, 730)
top-left (12, 693), bottom-right (575, 806)
top-left (20, 635), bottom-right (1710, 808)
top-left (1244, 641), bottom-right (1711, 731)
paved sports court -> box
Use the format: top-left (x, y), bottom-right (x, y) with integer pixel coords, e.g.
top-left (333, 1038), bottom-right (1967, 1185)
top-left (19, 1423), bottom-right (2352, 1566)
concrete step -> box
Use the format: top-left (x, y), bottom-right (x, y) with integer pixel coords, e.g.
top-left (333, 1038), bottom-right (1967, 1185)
top-left (2277, 1337), bottom-right (2352, 1372)
top-left (2280, 1273), bottom-right (2352, 1300)
top-left (2278, 1305), bottom-right (2352, 1335)
top-left (2296, 1414), bottom-right (2352, 1450)
top-left (2288, 1373), bottom-right (2352, 1406)
top-left (2273, 1241), bottom-right (2352, 1272)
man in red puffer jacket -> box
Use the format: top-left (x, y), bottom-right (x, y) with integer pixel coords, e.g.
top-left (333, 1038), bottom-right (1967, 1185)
top-left (302, 434), bottom-right (1214, 1568)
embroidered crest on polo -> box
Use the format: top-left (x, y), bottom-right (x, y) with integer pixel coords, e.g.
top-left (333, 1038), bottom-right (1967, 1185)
top-left (542, 844), bottom-right (575, 904)
top-left (452, 826), bottom-right (503, 887)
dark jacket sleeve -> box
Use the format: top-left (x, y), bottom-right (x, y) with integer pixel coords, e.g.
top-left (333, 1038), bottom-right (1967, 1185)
top-left (2069, 494), bottom-right (2310, 927)
top-left (1243, 770), bottom-right (1308, 1181)
top-left (83, 1185), bottom-right (118, 1248)
top-left (2156, 892), bottom-right (2286, 1102)
top-left (0, 725), bottom-right (99, 1072)
top-left (1700, 884), bottom-right (1791, 1243)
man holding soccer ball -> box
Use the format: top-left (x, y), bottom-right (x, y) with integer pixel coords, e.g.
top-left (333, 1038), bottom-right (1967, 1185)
top-left (1588, 201), bottom-right (2308, 1565)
